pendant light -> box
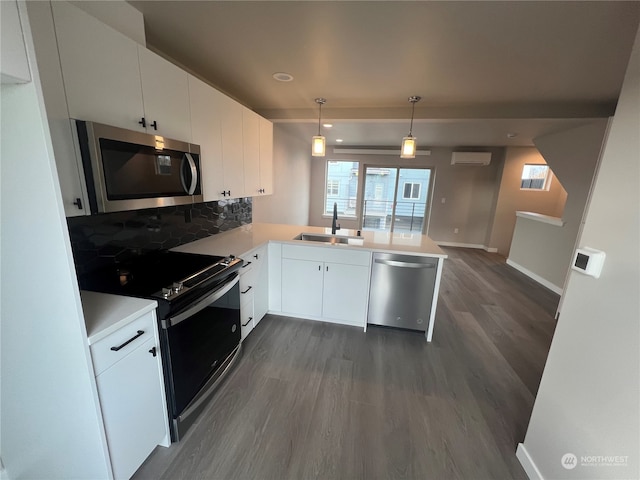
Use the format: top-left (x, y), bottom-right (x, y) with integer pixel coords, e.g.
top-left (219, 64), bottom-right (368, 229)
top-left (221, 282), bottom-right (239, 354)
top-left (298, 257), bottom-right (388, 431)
top-left (401, 96), bottom-right (421, 158)
top-left (312, 98), bottom-right (326, 157)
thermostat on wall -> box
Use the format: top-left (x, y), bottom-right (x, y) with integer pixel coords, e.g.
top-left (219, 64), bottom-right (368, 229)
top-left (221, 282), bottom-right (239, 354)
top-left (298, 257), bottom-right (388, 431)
top-left (571, 247), bottom-right (606, 278)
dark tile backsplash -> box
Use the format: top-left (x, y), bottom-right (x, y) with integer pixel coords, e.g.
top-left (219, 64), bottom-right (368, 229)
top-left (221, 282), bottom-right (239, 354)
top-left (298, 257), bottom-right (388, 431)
top-left (67, 198), bottom-right (252, 275)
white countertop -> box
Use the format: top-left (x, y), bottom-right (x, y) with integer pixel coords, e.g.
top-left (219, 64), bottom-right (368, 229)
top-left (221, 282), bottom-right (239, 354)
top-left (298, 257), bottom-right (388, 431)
top-left (81, 291), bottom-right (157, 345)
top-left (516, 211), bottom-right (565, 227)
top-left (173, 223), bottom-right (447, 259)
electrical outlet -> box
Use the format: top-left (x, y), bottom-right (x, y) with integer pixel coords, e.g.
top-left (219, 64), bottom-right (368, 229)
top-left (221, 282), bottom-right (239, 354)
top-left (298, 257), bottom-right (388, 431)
top-left (454, 228), bottom-right (459, 234)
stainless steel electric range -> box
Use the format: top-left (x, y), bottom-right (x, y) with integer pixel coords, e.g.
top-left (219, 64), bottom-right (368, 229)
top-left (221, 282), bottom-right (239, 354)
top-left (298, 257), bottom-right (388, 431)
top-left (79, 250), bottom-right (243, 441)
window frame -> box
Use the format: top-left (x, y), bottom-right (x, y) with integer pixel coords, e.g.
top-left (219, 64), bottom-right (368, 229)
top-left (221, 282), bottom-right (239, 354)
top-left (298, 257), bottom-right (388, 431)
top-left (402, 182), bottom-right (421, 199)
top-left (520, 164), bottom-right (552, 191)
top-left (323, 159), bottom-right (359, 218)
top-left (326, 179), bottom-right (340, 197)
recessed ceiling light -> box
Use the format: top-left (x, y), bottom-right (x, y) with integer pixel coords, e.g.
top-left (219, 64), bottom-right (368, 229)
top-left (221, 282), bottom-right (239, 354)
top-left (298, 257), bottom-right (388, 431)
top-left (323, 123), bottom-right (333, 128)
top-left (507, 132), bottom-right (518, 138)
top-left (272, 72), bottom-right (294, 82)
top-left (335, 139), bottom-right (343, 143)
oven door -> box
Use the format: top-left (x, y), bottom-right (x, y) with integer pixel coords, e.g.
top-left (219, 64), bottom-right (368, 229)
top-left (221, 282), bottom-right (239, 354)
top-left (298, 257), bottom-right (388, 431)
top-left (160, 273), bottom-right (241, 440)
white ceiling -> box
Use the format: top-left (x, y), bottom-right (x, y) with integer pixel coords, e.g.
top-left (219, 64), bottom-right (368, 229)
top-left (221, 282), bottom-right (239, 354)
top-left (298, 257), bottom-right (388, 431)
top-left (128, 1), bottom-right (640, 147)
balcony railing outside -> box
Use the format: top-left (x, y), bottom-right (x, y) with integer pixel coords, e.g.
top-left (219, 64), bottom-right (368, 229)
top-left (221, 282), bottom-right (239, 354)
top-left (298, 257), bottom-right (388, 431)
top-left (363, 199), bottom-right (425, 233)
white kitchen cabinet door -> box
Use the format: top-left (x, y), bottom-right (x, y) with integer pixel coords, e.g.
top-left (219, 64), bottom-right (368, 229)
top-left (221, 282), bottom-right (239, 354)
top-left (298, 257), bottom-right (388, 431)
top-left (281, 258), bottom-right (323, 317)
top-left (52, 1), bottom-right (145, 131)
top-left (253, 247), bottom-right (269, 326)
top-left (26, 2), bottom-right (89, 216)
top-left (1, 0), bottom-right (31, 84)
top-left (188, 75), bottom-right (224, 201)
top-left (242, 108), bottom-right (261, 196)
top-left (95, 336), bottom-right (168, 480)
top-left (138, 47), bottom-right (191, 142)
top-left (217, 94), bottom-right (245, 199)
top-left (258, 118), bottom-right (274, 195)
top-left (322, 262), bottom-right (370, 325)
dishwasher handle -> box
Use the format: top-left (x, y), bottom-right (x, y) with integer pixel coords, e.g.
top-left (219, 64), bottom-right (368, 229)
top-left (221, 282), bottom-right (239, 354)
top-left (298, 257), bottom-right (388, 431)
top-left (374, 258), bottom-right (436, 269)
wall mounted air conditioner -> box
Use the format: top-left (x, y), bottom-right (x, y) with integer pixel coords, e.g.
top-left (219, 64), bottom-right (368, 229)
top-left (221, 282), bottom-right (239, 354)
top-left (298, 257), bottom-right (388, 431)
top-left (451, 151), bottom-right (492, 166)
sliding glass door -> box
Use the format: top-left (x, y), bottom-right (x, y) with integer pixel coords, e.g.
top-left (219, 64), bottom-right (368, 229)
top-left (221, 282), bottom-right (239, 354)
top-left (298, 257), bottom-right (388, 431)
top-left (362, 167), bottom-right (432, 233)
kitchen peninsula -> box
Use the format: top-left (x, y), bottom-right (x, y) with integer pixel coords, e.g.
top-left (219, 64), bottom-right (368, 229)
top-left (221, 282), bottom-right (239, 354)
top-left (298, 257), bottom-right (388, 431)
top-left (173, 223), bottom-right (447, 341)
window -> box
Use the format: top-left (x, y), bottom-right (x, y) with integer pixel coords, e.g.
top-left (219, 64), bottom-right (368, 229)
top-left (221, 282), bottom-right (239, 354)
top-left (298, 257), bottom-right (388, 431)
top-left (521, 164), bottom-right (551, 190)
top-left (324, 161), bottom-right (359, 217)
top-left (327, 180), bottom-right (339, 196)
top-left (403, 182), bottom-right (421, 199)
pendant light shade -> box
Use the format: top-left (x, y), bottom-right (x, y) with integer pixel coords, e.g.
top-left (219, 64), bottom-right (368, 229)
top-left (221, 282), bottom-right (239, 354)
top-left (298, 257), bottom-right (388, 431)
top-left (312, 98), bottom-right (326, 157)
top-left (312, 135), bottom-right (326, 156)
top-left (400, 96), bottom-right (421, 159)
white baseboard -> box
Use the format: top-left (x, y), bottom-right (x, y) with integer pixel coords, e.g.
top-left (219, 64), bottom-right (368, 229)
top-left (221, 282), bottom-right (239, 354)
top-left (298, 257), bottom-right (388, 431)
top-left (516, 443), bottom-right (544, 480)
top-left (435, 241), bottom-right (498, 253)
top-left (506, 259), bottom-right (563, 295)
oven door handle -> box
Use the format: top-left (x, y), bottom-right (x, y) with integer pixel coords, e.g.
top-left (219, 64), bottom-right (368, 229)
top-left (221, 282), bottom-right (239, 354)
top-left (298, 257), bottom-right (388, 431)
top-left (162, 273), bottom-right (239, 329)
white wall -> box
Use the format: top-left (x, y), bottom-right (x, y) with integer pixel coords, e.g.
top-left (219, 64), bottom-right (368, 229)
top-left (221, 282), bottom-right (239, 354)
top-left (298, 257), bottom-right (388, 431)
top-left (253, 124), bottom-right (311, 225)
top-left (0, 5), bottom-right (111, 478)
top-left (307, 146), bottom-right (505, 248)
top-left (487, 147), bottom-right (567, 256)
top-left (70, 0), bottom-right (145, 46)
top-left (517, 25), bottom-right (640, 480)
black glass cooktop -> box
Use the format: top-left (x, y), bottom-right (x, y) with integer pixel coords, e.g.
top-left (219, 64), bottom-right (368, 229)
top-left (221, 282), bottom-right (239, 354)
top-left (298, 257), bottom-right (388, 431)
top-left (79, 251), bottom-right (225, 299)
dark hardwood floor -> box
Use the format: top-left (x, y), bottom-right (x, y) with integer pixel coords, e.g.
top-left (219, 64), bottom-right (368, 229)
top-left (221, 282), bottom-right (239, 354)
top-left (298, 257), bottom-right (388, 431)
top-left (133, 247), bottom-right (558, 480)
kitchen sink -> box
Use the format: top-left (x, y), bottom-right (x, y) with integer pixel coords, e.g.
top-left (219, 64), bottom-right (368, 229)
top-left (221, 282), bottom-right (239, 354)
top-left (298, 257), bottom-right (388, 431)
top-left (294, 233), bottom-right (364, 245)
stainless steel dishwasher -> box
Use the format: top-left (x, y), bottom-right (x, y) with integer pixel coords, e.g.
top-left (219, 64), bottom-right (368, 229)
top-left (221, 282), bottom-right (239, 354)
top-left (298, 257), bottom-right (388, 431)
top-left (367, 252), bottom-right (438, 331)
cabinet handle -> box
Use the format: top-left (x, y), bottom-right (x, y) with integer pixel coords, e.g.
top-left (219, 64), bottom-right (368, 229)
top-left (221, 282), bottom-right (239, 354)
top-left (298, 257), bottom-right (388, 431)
top-left (241, 286), bottom-right (252, 294)
top-left (242, 317), bottom-right (253, 327)
top-left (226, 190), bottom-right (231, 196)
top-left (253, 254), bottom-right (259, 259)
top-left (73, 198), bottom-right (83, 210)
top-left (318, 265), bottom-right (321, 271)
top-left (242, 261), bottom-right (252, 268)
top-left (221, 191), bottom-right (227, 197)
top-left (148, 346), bottom-right (157, 357)
top-left (110, 330), bottom-right (144, 351)
top-left (138, 117), bottom-right (146, 128)
top-left (150, 120), bottom-right (158, 130)
top-left (326, 265), bottom-right (329, 272)
top-left (221, 190), bottom-right (231, 197)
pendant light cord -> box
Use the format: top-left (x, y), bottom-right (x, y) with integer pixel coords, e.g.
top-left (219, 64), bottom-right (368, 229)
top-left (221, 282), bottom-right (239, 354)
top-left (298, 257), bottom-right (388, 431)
top-left (407, 96), bottom-right (421, 137)
top-left (315, 98), bottom-right (326, 136)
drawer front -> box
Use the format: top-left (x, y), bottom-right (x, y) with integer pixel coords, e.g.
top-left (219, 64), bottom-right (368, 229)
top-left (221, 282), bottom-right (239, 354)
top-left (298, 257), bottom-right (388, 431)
top-left (239, 258), bottom-right (255, 276)
top-left (90, 311), bottom-right (155, 376)
top-left (240, 268), bottom-right (257, 295)
top-left (282, 244), bottom-right (371, 266)
top-left (240, 300), bottom-right (254, 340)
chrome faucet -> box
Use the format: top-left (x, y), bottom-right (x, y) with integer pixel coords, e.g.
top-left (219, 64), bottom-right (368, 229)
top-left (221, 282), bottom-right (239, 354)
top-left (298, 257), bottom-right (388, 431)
top-left (332, 202), bottom-right (341, 234)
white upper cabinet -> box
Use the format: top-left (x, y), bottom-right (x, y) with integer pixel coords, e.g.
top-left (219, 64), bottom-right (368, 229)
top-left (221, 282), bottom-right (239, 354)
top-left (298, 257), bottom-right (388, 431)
top-left (52, 1), bottom-right (145, 131)
top-left (138, 47), bottom-right (191, 141)
top-left (243, 110), bottom-right (274, 196)
top-left (1, 0), bottom-right (31, 83)
top-left (259, 117), bottom-right (274, 195)
top-left (217, 93), bottom-right (245, 199)
top-left (189, 75), bottom-right (224, 202)
top-left (242, 108), bottom-right (261, 196)
top-left (53, 2), bottom-right (192, 141)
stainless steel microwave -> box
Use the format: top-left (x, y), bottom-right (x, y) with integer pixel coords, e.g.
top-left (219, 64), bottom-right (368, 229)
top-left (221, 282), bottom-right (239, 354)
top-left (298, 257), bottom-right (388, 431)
top-left (76, 120), bottom-right (203, 214)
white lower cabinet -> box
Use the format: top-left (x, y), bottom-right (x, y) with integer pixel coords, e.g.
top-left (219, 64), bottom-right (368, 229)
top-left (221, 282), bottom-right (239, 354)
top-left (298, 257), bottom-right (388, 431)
top-left (281, 245), bottom-right (371, 327)
top-left (239, 258), bottom-right (255, 340)
top-left (89, 311), bottom-right (169, 480)
top-left (238, 245), bottom-right (268, 340)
